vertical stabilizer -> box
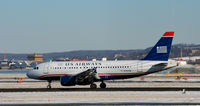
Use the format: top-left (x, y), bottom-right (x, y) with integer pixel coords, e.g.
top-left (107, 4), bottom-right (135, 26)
top-left (142, 32), bottom-right (174, 61)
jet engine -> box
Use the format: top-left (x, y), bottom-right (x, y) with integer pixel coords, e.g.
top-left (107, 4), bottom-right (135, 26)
top-left (60, 76), bottom-right (76, 86)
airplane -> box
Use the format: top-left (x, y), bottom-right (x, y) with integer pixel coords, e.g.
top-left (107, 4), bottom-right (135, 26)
top-left (27, 31), bottom-right (177, 89)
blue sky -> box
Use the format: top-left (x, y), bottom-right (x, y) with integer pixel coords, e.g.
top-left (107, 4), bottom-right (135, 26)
top-left (0, 0), bottom-right (199, 53)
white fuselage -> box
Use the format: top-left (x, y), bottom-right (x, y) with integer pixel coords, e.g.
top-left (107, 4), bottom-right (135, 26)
top-left (27, 60), bottom-right (177, 80)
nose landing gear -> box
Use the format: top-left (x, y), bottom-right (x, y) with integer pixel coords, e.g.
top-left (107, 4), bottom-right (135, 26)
top-left (47, 80), bottom-right (52, 89)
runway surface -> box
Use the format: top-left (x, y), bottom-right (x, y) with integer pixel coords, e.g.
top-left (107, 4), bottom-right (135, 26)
top-left (0, 87), bottom-right (200, 92)
top-left (1, 102), bottom-right (200, 106)
top-left (1, 74), bottom-right (200, 105)
top-left (1, 91), bottom-right (200, 105)
top-left (2, 80), bottom-right (200, 83)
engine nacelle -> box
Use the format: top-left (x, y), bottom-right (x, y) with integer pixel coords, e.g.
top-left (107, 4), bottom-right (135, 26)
top-left (60, 76), bottom-right (76, 86)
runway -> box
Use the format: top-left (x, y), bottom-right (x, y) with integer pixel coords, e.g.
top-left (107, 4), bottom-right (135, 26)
top-left (1, 102), bottom-right (200, 106)
top-left (0, 87), bottom-right (200, 92)
top-left (1, 74), bottom-right (200, 105)
top-left (2, 80), bottom-right (200, 83)
top-left (1, 90), bottom-right (200, 105)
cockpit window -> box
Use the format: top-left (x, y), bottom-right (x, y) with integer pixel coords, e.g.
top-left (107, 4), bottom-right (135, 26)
top-left (34, 67), bottom-right (39, 70)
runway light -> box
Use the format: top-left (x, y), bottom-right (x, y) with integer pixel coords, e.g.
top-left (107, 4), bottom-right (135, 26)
top-left (183, 78), bottom-right (188, 80)
top-left (17, 80), bottom-right (23, 83)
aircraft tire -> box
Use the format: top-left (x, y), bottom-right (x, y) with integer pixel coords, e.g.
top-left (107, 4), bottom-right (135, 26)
top-left (100, 82), bottom-right (106, 88)
top-left (90, 83), bottom-right (97, 89)
top-left (47, 85), bottom-right (51, 89)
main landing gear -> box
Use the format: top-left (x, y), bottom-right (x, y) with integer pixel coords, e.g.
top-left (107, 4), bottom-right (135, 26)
top-left (90, 81), bottom-right (107, 88)
top-left (100, 81), bottom-right (106, 88)
top-left (90, 83), bottom-right (97, 89)
top-left (47, 80), bottom-right (52, 89)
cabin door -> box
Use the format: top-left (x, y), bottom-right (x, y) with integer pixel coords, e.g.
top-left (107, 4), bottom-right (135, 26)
top-left (43, 64), bottom-right (49, 74)
top-left (137, 62), bottom-right (143, 72)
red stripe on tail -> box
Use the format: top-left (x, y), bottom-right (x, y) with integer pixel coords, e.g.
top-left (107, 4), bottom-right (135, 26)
top-left (162, 32), bottom-right (174, 37)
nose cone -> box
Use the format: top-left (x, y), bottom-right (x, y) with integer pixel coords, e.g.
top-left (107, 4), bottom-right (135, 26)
top-left (27, 70), bottom-right (40, 79)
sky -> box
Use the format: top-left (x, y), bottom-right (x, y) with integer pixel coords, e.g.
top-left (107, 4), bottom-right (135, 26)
top-left (0, 0), bottom-right (199, 53)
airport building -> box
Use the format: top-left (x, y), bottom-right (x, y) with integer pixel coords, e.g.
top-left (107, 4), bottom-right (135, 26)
top-left (27, 53), bottom-right (43, 62)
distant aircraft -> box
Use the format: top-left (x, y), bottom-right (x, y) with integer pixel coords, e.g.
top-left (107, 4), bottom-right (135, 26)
top-left (27, 32), bottom-right (177, 88)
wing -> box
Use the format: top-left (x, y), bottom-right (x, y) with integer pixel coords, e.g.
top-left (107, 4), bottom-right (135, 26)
top-left (75, 67), bottom-right (98, 85)
top-left (60, 67), bottom-right (98, 86)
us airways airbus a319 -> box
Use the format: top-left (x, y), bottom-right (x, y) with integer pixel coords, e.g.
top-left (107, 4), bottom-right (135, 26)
top-left (27, 32), bottom-right (177, 88)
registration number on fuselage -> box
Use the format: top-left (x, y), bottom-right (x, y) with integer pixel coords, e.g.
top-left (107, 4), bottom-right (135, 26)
top-left (121, 70), bottom-right (132, 72)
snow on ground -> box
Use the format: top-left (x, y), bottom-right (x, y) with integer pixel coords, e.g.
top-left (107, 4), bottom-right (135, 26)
top-left (0, 91), bottom-right (200, 104)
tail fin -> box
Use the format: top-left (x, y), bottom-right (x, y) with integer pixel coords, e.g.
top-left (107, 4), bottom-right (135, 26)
top-left (142, 32), bottom-right (174, 61)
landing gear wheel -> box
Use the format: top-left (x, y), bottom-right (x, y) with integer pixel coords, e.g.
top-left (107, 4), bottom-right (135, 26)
top-left (47, 85), bottom-right (51, 89)
top-left (100, 82), bottom-right (106, 88)
top-left (47, 80), bottom-right (52, 89)
top-left (90, 83), bottom-right (97, 89)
